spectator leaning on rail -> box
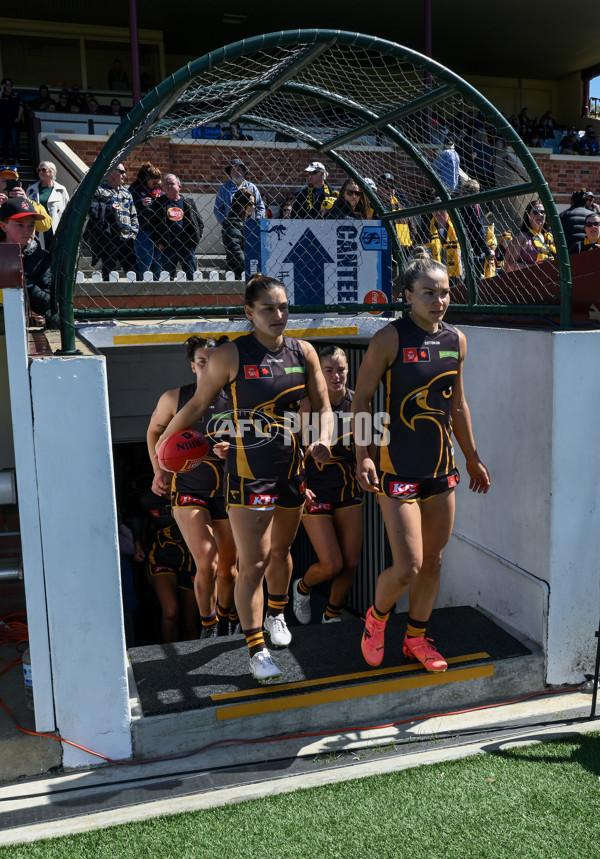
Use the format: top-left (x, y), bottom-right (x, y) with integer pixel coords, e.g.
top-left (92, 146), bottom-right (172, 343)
top-left (292, 162), bottom-right (336, 219)
top-left (148, 174), bottom-right (203, 280)
top-left (85, 162), bottom-right (138, 280)
top-left (0, 167), bottom-right (52, 235)
top-left (504, 200), bottom-right (555, 269)
top-left (324, 178), bottom-right (368, 219)
top-left (26, 161), bottom-right (69, 251)
top-left (0, 198), bottom-right (51, 318)
top-left (214, 158), bottom-right (265, 227)
top-left (559, 188), bottom-right (592, 250)
top-left (569, 211), bottom-right (600, 254)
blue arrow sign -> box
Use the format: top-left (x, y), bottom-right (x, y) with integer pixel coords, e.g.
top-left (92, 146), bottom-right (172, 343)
top-left (282, 228), bottom-right (334, 305)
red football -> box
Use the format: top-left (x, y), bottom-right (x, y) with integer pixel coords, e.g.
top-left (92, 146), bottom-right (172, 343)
top-left (157, 430), bottom-right (210, 473)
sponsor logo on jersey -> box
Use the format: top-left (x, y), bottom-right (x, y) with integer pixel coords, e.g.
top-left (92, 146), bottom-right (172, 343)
top-left (167, 206), bottom-right (184, 221)
top-left (390, 481), bottom-right (419, 496)
top-left (249, 494), bottom-right (279, 506)
top-left (307, 502), bottom-right (332, 512)
top-left (284, 366), bottom-right (305, 374)
top-left (403, 347), bottom-right (430, 363)
top-left (447, 474), bottom-right (458, 487)
top-left (244, 364), bottom-right (273, 379)
top-left (179, 494), bottom-right (207, 507)
top-left (439, 350), bottom-right (459, 359)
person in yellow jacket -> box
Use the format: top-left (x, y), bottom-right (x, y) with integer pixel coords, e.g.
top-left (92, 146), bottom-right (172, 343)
top-left (483, 223), bottom-right (497, 278)
top-left (428, 207), bottom-right (462, 277)
top-left (374, 173), bottom-right (413, 247)
top-left (0, 166), bottom-right (52, 234)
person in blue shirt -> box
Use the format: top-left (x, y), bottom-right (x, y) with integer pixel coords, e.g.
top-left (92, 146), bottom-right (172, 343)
top-left (432, 138), bottom-right (460, 195)
top-left (213, 158), bottom-right (265, 226)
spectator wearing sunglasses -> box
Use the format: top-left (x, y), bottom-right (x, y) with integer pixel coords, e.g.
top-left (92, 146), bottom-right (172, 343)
top-left (324, 178), bottom-right (367, 219)
top-left (505, 199), bottom-right (555, 269)
top-left (559, 188), bottom-right (594, 250)
top-left (569, 213), bottom-right (600, 254)
top-left (84, 163), bottom-right (138, 279)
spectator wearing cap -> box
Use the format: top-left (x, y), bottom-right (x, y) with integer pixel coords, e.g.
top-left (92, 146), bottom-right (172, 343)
top-left (0, 79), bottom-right (24, 166)
top-left (292, 162), bottom-right (336, 219)
top-left (26, 161), bottom-right (70, 250)
top-left (213, 158), bottom-right (265, 227)
top-left (84, 163), bottom-right (138, 280)
top-left (432, 137), bottom-right (461, 194)
top-left (569, 211), bottom-right (600, 254)
top-left (0, 166), bottom-right (52, 234)
top-left (585, 191), bottom-right (600, 215)
top-left (559, 188), bottom-right (592, 251)
top-left (0, 198), bottom-right (51, 317)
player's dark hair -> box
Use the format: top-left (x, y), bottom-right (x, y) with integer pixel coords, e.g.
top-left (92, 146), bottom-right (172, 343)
top-left (229, 188), bottom-right (255, 219)
top-left (185, 335), bottom-right (229, 359)
top-left (403, 247), bottom-right (447, 292)
top-left (318, 344), bottom-right (346, 361)
top-left (244, 274), bottom-right (288, 306)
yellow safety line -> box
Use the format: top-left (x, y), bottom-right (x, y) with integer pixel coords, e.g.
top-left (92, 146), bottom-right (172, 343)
top-left (216, 664), bottom-right (494, 721)
top-left (211, 652), bottom-right (490, 702)
top-left (112, 326), bottom-right (359, 345)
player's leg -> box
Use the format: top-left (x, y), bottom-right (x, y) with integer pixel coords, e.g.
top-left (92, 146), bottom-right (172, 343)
top-left (402, 489), bottom-right (455, 673)
top-left (263, 504), bottom-right (303, 646)
top-left (179, 584), bottom-right (200, 640)
top-left (150, 571), bottom-right (179, 643)
top-left (294, 513), bottom-right (341, 624)
top-left (328, 504), bottom-right (363, 614)
top-left (361, 497), bottom-right (422, 667)
top-left (213, 517), bottom-right (238, 632)
top-left (172, 506), bottom-right (218, 621)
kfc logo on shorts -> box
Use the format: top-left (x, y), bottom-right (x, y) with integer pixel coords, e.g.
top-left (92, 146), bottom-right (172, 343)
top-left (307, 502), bottom-right (332, 513)
top-left (250, 494), bottom-right (279, 506)
top-left (390, 482), bottom-right (419, 497)
top-left (403, 347), bottom-right (430, 363)
top-left (447, 474), bottom-right (458, 488)
top-left (153, 565), bottom-right (174, 574)
top-left (179, 494), bottom-right (207, 507)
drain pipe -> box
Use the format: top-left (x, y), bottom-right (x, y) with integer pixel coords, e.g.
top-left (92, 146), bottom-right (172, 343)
top-left (0, 560), bottom-right (23, 582)
top-left (0, 471), bottom-right (21, 580)
top-left (0, 470), bottom-right (16, 505)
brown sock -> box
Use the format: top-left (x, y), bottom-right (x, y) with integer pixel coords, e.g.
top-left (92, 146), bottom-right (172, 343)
top-left (244, 627), bottom-right (266, 657)
top-left (266, 593), bottom-right (288, 618)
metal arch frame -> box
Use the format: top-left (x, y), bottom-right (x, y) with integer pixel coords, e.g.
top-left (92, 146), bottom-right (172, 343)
top-left (53, 28), bottom-right (570, 354)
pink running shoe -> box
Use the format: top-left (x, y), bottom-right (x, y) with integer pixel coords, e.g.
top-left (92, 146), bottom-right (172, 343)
top-left (361, 607), bottom-right (387, 666)
top-left (402, 635), bottom-right (447, 673)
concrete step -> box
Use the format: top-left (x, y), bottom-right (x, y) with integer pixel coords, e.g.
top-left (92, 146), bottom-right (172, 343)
top-left (129, 606), bottom-right (545, 760)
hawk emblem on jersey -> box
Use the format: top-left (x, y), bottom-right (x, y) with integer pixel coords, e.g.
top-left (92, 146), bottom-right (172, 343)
top-left (403, 347), bottom-right (430, 363)
top-left (400, 371), bottom-right (456, 431)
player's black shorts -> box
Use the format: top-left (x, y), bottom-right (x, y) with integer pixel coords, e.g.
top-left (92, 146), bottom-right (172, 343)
top-left (378, 468), bottom-right (460, 502)
top-left (303, 495), bottom-right (364, 517)
top-left (226, 472), bottom-right (306, 510)
top-left (147, 528), bottom-right (194, 590)
top-left (171, 489), bottom-right (228, 521)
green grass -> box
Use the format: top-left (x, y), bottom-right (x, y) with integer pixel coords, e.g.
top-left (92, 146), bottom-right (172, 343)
top-left (3, 732), bottom-right (600, 859)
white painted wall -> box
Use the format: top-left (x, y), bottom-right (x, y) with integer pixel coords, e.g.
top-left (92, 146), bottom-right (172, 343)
top-left (30, 356), bottom-right (132, 767)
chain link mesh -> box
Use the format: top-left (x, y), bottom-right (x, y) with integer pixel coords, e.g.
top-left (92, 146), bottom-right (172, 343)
top-left (64, 35), bottom-right (563, 319)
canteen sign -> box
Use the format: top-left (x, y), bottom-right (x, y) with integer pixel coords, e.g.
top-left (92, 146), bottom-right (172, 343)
top-left (244, 220), bottom-right (393, 308)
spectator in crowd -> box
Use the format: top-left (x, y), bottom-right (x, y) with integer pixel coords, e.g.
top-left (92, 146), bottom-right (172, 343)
top-left (280, 199), bottom-right (293, 218)
top-left (222, 187), bottom-right (256, 278)
top-left (579, 127), bottom-right (598, 156)
top-left (0, 79), bottom-right (24, 166)
top-left (68, 84), bottom-right (87, 113)
top-left (85, 162), bottom-right (138, 279)
top-left (585, 191), bottom-right (600, 214)
top-left (376, 173), bottom-right (414, 248)
top-left (109, 98), bottom-right (126, 119)
top-left (536, 115), bottom-right (555, 144)
top-left (26, 161), bottom-right (69, 250)
top-left (325, 178), bottom-right (367, 219)
top-left (505, 199), bottom-right (555, 269)
top-left (560, 130), bottom-right (580, 155)
top-left (86, 96), bottom-right (102, 115)
top-left (428, 204), bottom-right (462, 278)
top-left (57, 90), bottom-right (71, 113)
top-left (559, 188), bottom-right (591, 249)
top-left (148, 173), bottom-right (202, 280)
top-left (292, 161), bottom-right (336, 218)
top-left (432, 137), bottom-right (460, 194)
top-left (219, 122), bottom-right (253, 141)
top-left (0, 166), bottom-right (52, 234)
top-left (129, 161), bottom-right (163, 280)
top-left (108, 59), bottom-right (129, 90)
top-left (214, 157), bottom-right (264, 235)
top-left (569, 211), bottom-right (600, 254)
top-left (459, 178), bottom-right (495, 276)
top-left (0, 198), bottom-right (51, 317)
top-left (30, 85), bottom-right (56, 112)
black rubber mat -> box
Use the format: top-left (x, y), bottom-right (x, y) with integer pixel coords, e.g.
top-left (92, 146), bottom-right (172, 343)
top-left (129, 606), bottom-right (531, 717)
